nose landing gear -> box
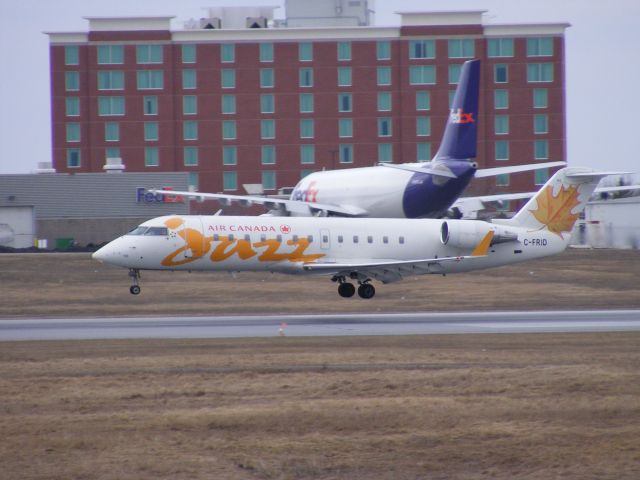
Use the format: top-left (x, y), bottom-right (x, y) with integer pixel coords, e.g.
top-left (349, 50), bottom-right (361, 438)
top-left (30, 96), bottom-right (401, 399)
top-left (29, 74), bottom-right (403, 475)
top-left (129, 268), bottom-right (141, 295)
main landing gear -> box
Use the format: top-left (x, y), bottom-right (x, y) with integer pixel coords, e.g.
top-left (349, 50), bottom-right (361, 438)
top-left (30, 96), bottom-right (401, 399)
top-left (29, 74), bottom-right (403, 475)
top-left (333, 275), bottom-right (376, 299)
top-left (129, 268), bottom-right (141, 295)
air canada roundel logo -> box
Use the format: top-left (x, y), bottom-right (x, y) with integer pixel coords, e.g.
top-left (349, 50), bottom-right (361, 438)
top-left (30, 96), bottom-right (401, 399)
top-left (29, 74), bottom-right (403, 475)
top-left (280, 224), bottom-right (291, 234)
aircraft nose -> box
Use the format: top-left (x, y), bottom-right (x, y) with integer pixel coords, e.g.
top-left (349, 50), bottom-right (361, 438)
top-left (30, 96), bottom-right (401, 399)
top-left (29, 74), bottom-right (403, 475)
top-left (92, 244), bottom-right (110, 262)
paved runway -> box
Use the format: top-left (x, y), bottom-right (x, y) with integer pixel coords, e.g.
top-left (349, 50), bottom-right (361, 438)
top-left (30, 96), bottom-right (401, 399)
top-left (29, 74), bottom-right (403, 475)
top-left (1, 310), bottom-right (640, 341)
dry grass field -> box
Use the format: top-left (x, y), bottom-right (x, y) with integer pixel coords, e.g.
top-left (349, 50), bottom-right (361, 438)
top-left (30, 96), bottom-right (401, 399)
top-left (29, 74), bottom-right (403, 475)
top-left (0, 248), bottom-right (639, 317)
top-left (1, 250), bottom-right (639, 479)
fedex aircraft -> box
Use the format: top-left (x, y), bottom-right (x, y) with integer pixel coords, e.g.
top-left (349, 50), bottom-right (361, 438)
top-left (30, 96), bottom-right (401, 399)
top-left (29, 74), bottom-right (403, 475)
top-left (153, 59), bottom-right (564, 219)
top-left (93, 167), bottom-right (612, 298)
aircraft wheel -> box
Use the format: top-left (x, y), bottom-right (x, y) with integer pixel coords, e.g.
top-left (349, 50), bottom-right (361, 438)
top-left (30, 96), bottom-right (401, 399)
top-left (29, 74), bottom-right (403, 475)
top-left (130, 285), bottom-right (141, 295)
top-left (357, 283), bottom-right (375, 299)
top-left (338, 282), bottom-right (355, 298)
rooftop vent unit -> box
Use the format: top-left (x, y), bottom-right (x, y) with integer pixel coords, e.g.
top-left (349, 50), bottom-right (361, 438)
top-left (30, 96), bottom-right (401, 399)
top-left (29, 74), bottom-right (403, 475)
top-left (199, 17), bottom-right (222, 29)
top-left (246, 16), bottom-right (268, 28)
top-left (103, 157), bottom-right (125, 173)
top-left (34, 161), bottom-right (56, 174)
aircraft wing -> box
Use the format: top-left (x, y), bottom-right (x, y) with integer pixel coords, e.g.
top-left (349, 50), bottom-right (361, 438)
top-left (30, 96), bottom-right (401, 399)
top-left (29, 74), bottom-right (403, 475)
top-left (380, 160), bottom-right (566, 178)
top-left (150, 189), bottom-right (368, 217)
top-left (303, 231), bottom-right (495, 283)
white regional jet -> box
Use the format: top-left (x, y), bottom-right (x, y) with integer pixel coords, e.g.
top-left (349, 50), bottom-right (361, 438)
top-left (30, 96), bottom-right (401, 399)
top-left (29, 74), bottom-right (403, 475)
top-left (152, 59), bottom-right (564, 220)
top-left (93, 167), bottom-right (611, 299)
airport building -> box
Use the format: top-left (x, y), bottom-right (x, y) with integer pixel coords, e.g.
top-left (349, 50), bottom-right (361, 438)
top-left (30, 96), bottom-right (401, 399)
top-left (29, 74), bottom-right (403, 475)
top-left (46, 3), bottom-right (569, 213)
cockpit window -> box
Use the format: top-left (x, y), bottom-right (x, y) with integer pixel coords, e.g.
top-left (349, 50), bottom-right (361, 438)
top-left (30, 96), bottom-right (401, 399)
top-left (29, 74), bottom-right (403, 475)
top-left (144, 227), bottom-right (169, 236)
top-left (127, 226), bottom-right (148, 236)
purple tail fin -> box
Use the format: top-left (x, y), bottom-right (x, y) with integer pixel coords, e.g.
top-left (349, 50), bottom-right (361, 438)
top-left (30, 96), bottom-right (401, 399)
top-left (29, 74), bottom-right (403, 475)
top-left (435, 59), bottom-right (480, 161)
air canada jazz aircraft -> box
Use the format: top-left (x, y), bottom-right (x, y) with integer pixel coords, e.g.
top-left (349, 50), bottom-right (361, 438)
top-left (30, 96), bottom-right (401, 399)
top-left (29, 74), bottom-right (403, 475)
top-left (94, 167), bottom-right (612, 298)
top-left (152, 59), bottom-right (564, 219)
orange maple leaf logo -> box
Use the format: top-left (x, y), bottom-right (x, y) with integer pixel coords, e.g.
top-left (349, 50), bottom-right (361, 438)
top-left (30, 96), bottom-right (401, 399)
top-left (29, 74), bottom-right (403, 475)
top-left (530, 184), bottom-right (581, 237)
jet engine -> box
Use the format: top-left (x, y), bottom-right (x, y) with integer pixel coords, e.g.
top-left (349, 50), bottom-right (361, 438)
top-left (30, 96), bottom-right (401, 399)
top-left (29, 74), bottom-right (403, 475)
top-left (440, 220), bottom-right (519, 248)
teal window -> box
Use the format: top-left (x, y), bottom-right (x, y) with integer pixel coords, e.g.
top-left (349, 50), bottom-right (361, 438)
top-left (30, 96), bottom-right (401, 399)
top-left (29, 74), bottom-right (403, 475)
top-left (299, 68), bottom-right (313, 87)
top-left (65, 97), bottom-right (79, 116)
top-left (65, 71), bottom-right (79, 91)
top-left (527, 63), bottom-right (554, 83)
top-left (143, 96), bottom-right (158, 115)
top-left (300, 145), bottom-right (315, 164)
top-left (105, 147), bottom-right (120, 160)
top-left (222, 120), bottom-right (236, 140)
top-left (496, 173), bottom-right (509, 186)
top-left (337, 42), bottom-right (351, 61)
top-left (416, 91), bottom-right (430, 110)
top-left (378, 143), bottom-right (392, 163)
top-left (416, 116), bottom-right (430, 137)
top-left (67, 149), bottom-right (81, 168)
top-left (221, 69), bottom-right (235, 88)
top-left (136, 45), bottom-right (163, 64)
top-left (261, 145), bottom-right (276, 165)
top-left (97, 45), bottom-right (123, 64)
top-left (221, 95), bottom-right (235, 114)
top-left (223, 171), bottom-right (237, 191)
top-left (260, 94), bottom-right (274, 114)
top-left (299, 42), bottom-right (313, 61)
top-left (301, 169), bottom-right (314, 178)
top-left (260, 43), bottom-right (273, 62)
top-left (262, 171), bottom-right (276, 191)
top-left (495, 64), bottom-right (508, 83)
top-left (183, 146), bottom-right (198, 166)
top-left (487, 38), bottom-right (514, 57)
top-left (183, 69), bottom-right (196, 89)
top-left (377, 41), bottom-right (391, 60)
top-left (339, 144), bottom-right (353, 163)
top-left (144, 122), bottom-right (158, 141)
top-left (534, 114), bottom-right (548, 134)
top-left (495, 115), bottom-right (509, 135)
top-left (495, 140), bottom-right (509, 160)
top-left (448, 64), bottom-right (462, 84)
top-left (338, 67), bottom-right (352, 86)
top-left (417, 143), bottom-right (431, 162)
top-left (495, 90), bottom-right (508, 109)
top-left (183, 121), bottom-right (198, 141)
top-left (183, 95), bottom-right (197, 115)
top-left (338, 93), bottom-right (352, 112)
top-left (448, 90), bottom-right (456, 108)
top-left (533, 89), bottom-right (548, 108)
top-left (66, 123), bottom-right (80, 142)
top-left (534, 139), bottom-right (549, 159)
top-left (145, 147), bottom-right (159, 167)
top-left (188, 172), bottom-right (199, 190)
top-left (409, 40), bottom-right (435, 59)
top-left (535, 168), bottom-right (549, 185)
top-left (377, 92), bottom-right (391, 111)
top-left (378, 118), bottom-right (392, 137)
top-left (448, 39), bottom-right (474, 58)
top-left (65, 46), bottom-right (79, 65)
top-left (221, 44), bottom-right (235, 63)
top-left (377, 66), bottom-right (391, 86)
top-left (338, 118), bottom-right (353, 138)
top-left (527, 37), bottom-right (553, 57)
top-left (98, 71), bottom-right (124, 90)
top-left (182, 44), bottom-right (196, 63)
top-left (137, 70), bottom-right (163, 90)
top-left (104, 122), bottom-right (119, 142)
top-left (261, 119), bottom-right (275, 139)
top-left (98, 96), bottom-right (124, 116)
top-left (300, 93), bottom-right (314, 113)
top-left (260, 68), bottom-right (274, 88)
top-left (223, 146), bottom-right (237, 165)
top-left (409, 65), bottom-right (435, 85)
top-left (300, 119), bottom-right (314, 138)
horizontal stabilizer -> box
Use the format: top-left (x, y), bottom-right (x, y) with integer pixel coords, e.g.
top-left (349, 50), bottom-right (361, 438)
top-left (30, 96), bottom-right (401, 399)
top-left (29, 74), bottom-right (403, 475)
top-left (474, 161), bottom-right (566, 178)
top-left (379, 162), bottom-right (458, 178)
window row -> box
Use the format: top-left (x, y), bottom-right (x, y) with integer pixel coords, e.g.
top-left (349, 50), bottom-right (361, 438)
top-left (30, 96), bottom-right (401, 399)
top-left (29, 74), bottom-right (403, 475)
top-left (496, 169), bottom-right (550, 187)
top-left (63, 37), bottom-right (555, 67)
top-left (493, 114), bottom-right (550, 135)
top-left (494, 140), bottom-right (551, 161)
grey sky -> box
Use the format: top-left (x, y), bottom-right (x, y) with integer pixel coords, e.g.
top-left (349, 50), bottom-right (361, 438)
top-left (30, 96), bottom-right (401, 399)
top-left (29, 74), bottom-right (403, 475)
top-left (1, 0), bottom-right (638, 175)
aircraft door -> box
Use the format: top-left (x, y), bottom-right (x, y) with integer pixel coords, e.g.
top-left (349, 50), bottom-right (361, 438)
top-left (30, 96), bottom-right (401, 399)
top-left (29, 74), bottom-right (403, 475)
top-left (320, 228), bottom-right (331, 250)
top-left (180, 217), bottom-right (205, 260)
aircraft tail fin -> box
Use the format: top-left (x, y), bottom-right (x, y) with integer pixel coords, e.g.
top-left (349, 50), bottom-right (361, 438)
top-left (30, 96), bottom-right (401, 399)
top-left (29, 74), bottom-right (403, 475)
top-left (509, 167), bottom-right (611, 236)
top-left (434, 59), bottom-right (480, 162)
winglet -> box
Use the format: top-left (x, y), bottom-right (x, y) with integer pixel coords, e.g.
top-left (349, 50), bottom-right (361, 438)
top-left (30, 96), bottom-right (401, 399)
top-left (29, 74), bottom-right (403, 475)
top-left (471, 230), bottom-right (494, 257)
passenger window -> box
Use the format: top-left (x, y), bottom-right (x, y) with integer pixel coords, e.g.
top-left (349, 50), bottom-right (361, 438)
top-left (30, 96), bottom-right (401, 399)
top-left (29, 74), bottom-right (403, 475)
top-left (322, 235), bottom-right (328, 243)
top-left (367, 235), bottom-right (373, 244)
top-left (244, 234), bottom-right (250, 242)
top-left (307, 235), bottom-right (313, 242)
top-left (213, 234), bottom-right (219, 241)
top-left (353, 235), bottom-right (359, 243)
top-left (399, 236), bottom-right (405, 244)
top-left (229, 234), bottom-right (235, 241)
top-left (293, 234), bottom-right (299, 242)
top-left (383, 236), bottom-right (389, 244)
top-left (338, 235), bottom-right (343, 243)
top-left (260, 234), bottom-right (267, 242)
top-left (277, 234), bottom-right (282, 242)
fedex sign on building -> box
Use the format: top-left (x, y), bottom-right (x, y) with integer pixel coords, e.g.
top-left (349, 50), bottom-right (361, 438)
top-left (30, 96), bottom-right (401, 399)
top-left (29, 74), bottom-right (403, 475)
top-left (136, 187), bottom-right (185, 204)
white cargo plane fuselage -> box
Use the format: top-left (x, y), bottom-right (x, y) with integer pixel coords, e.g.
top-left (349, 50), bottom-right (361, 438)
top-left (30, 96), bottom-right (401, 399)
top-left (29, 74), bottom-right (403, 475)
top-left (94, 167), bottom-right (609, 298)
